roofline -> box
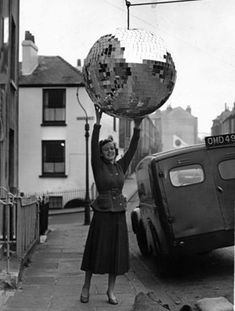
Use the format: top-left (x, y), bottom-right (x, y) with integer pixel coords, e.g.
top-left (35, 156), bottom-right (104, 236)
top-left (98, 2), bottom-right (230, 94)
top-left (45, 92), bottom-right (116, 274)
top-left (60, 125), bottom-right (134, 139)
top-left (19, 82), bottom-right (85, 87)
top-left (137, 143), bottom-right (235, 165)
top-left (56, 56), bottom-right (82, 75)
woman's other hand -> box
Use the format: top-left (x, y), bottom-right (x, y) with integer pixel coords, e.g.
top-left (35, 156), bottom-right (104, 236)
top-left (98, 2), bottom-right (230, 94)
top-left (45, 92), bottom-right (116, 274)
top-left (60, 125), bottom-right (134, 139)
top-left (94, 104), bottom-right (102, 125)
top-left (133, 117), bottom-right (143, 129)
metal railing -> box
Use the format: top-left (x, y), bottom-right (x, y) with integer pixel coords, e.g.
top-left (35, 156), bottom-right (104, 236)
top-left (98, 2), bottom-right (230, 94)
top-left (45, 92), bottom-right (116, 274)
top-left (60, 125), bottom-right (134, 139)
top-left (0, 187), bottom-right (39, 275)
top-left (24, 184), bottom-right (97, 209)
top-left (16, 196), bottom-right (39, 260)
top-left (0, 187), bottom-right (17, 274)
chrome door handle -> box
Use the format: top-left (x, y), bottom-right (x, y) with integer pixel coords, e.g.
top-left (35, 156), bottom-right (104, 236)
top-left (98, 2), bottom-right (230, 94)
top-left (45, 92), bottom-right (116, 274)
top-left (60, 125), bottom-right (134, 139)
top-left (217, 186), bottom-right (224, 193)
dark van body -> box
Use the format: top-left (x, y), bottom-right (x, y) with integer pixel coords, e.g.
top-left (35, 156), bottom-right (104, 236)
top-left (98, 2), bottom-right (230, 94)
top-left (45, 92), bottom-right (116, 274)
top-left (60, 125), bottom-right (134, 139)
top-left (131, 141), bottom-right (235, 267)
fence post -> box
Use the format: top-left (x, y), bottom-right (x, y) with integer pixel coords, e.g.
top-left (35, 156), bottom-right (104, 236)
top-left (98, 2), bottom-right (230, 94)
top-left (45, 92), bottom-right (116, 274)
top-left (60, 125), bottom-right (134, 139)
top-left (16, 197), bottom-right (22, 259)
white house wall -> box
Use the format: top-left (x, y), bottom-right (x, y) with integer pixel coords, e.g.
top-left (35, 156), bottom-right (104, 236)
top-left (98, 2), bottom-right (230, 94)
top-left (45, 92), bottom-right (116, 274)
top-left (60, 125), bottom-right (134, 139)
top-left (19, 85), bottom-right (119, 198)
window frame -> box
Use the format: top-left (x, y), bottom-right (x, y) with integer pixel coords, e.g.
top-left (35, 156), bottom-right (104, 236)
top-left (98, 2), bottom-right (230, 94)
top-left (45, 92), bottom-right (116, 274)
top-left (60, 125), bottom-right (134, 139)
top-left (42, 88), bottom-right (66, 126)
top-left (169, 163), bottom-right (205, 188)
top-left (41, 140), bottom-right (67, 177)
top-left (218, 159), bottom-right (235, 180)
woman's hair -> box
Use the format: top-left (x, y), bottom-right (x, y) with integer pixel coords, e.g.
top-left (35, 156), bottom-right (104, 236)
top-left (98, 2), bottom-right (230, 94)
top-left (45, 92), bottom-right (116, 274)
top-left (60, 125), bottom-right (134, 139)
top-left (99, 136), bottom-right (118, 157)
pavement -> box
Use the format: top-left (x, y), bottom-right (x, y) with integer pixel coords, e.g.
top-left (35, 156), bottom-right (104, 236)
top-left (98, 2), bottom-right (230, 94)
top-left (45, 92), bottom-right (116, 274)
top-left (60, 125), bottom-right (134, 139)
top-left (0, 174), bottom-right (233, 311)
top-left (0, 174), bottom-right (148, 311)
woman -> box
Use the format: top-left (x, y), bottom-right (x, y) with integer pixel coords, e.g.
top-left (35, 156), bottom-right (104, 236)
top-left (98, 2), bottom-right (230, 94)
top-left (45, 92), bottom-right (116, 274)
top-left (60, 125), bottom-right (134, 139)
top-left (80, 105), bottom-right (142, 305)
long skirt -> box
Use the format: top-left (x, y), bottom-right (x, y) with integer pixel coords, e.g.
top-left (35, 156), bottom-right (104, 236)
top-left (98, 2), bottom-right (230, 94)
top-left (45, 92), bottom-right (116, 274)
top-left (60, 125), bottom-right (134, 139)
top-left (81, 211), bottom-right (129, 275)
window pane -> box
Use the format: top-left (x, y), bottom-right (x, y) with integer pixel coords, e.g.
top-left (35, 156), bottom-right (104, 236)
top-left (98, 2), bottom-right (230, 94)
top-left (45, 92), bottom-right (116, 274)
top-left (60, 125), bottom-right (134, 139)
top-left (42, 141), bottom-right (65, 174)
top-left (55, 108), bottom-right (65, 120)
top-left (43, 162), bottom-right (54, 173)
top-left (44, 108), bottom-right (65, 121)
top-left (218, 159), bottom-right (235, 180)
top-left (49, 196), bottom-right (63, 209)
top-left (170, 164), bottom-right (204, 187)
top-left (43, 89), bottom-right (65, 122)
top-left (55, 162), bottom-right (65, 172)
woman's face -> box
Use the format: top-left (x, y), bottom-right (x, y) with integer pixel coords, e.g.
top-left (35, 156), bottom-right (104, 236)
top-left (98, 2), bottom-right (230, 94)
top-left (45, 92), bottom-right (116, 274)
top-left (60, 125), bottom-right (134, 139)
top-left (101, 142), bottom-right (116, 162)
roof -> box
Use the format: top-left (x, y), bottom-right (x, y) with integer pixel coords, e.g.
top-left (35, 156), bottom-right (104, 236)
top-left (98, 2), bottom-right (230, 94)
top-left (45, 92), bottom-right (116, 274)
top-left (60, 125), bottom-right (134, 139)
top-left (161, 106), bottom-right (195, 119)
top-left (137, 142), bottom-right (235, 168)
top-left (19, 56), bottom-right (84, 87)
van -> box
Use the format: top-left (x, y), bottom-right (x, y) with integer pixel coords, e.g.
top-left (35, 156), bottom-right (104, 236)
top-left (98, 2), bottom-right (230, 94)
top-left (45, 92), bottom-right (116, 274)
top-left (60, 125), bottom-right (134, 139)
top-left (131, 133), bottom-right (235, 270)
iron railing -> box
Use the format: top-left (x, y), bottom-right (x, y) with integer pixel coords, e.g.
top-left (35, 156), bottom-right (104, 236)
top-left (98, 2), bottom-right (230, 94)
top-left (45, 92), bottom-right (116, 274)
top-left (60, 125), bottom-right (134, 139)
top-left (24, 183), bottom-right (97, 209)
top-left (0, 187), bottom-right (39, 276)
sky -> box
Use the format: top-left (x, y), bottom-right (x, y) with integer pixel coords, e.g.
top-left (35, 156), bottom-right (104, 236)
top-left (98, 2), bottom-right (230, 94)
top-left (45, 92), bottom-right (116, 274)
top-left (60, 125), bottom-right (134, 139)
top-left (19, 0), bottom-right (235, 136)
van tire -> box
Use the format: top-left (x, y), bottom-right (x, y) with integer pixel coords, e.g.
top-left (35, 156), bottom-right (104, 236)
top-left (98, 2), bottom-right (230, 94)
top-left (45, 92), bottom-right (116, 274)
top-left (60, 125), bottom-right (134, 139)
top-left (131, 210), bottom-right (139, 234)
top-left (148, 224), bottom-right (172, 275)
top-left (156, 256), bottom-right (170, 276)
top-left (136, 220), bottom-right (151, 256)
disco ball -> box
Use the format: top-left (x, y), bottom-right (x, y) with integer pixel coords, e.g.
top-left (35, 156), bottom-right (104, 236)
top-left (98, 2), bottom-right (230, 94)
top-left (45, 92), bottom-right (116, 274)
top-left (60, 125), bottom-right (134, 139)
top-left (83, 28), bottom-right (177, 119)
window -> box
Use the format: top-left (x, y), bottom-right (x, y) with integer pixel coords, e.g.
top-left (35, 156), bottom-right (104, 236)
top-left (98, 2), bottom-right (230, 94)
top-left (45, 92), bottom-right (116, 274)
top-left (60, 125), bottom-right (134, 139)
top-left (0, 17), bottom-right (9, 74)
top-left (49, 196), bottom-right (63, 209)
top-left (10, 17), bottom-right (16, 81)
top-left (113, 117), bottom-right (117, 132)
top-left (218, 159), bottom-right (235, 180)
top-left (3, 17), bottom-right (9, 44)
top-left (42, 140), bottom-right (65, 176)
top-left (42, 89), bottom-right (66, 125)
top-left (170, 164), bottom-right (204, 187)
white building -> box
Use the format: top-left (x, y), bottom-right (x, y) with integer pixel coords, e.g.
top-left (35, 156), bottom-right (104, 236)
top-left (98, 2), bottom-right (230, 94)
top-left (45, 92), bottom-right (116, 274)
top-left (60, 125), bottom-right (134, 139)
top-left (151, 105), bottom-right (198, 151)
top-left (19, 31), bottom-right (118, 208)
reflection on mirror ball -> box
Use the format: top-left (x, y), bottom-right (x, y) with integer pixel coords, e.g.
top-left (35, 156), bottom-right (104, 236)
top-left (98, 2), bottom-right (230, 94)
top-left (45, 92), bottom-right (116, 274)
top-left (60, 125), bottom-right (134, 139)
top-left (83, 28), bottom-right (177, 119)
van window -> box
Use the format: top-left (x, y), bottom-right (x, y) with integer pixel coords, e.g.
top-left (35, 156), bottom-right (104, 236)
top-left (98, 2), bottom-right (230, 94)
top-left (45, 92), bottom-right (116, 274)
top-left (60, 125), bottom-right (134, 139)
top-left (218, 159), bottom-right (235, 180)
top-left (170, 164), bottom-right (204, 187)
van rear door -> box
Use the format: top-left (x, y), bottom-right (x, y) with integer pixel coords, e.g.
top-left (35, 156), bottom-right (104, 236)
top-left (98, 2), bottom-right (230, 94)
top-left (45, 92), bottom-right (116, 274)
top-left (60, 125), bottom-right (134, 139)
top-left (207, 146), bottom-right (235, 230)
top-left (155, 149), bottom-right (225, 239)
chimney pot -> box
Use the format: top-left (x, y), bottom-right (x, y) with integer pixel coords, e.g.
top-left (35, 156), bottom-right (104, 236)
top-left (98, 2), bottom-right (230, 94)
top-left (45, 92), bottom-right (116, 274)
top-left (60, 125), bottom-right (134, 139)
top-left (22, 31), bottom-right (38, 75)
top-left (25, 30), bottom-right (35, 43)
top-left (76, 59), bottom-right (82, 71)
top-left (186, 105), bottom-right (191, 114)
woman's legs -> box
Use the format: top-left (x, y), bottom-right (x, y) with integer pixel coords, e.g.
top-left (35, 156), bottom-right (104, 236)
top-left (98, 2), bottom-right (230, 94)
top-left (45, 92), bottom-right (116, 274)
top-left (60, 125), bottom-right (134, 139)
top-left (81, 271), bottom-right (92, 297)
top-left (107, 273), bottom-right (118, 304)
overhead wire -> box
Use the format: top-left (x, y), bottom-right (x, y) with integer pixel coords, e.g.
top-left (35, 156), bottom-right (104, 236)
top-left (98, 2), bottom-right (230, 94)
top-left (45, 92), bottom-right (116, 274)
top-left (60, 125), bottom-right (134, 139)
top-left (104, 0), bottom-right (235, 72)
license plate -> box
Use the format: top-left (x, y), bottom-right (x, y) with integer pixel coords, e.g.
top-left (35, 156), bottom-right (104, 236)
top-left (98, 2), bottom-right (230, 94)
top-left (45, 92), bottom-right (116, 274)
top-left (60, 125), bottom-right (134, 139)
top-left (205, 133), bottom-right (235, 147)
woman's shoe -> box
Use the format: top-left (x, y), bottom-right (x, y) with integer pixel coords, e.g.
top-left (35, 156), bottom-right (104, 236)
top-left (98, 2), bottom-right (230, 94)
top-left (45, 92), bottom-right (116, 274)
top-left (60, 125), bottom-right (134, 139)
top-left (106, 291), bottom-right (118, 305)
top-left (80, 294), bottom-right (89, 303)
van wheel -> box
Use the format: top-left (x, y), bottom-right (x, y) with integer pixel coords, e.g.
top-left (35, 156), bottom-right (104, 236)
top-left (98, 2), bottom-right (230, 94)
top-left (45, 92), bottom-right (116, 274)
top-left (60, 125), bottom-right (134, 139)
top-left (136, 220), bottom-right (151, 256)
top-left (149, 226), bottom-right (171, 275)
top-left (155, 255), bottom-right (170, 276)
top-left (131, 210), bottom-right (139, 234)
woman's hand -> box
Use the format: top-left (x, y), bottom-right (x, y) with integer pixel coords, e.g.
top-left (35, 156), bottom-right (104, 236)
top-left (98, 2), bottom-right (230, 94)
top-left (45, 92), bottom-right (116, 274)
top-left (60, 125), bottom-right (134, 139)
top-left (94, 104), bottom-right (102, 125)
top-left (133, 117), bottom-right (143, 129)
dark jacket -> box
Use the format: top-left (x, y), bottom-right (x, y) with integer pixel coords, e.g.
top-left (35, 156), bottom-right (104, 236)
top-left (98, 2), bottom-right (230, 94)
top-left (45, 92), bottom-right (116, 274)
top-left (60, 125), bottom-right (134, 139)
top-left (91, 124), bottom-right (140, 212)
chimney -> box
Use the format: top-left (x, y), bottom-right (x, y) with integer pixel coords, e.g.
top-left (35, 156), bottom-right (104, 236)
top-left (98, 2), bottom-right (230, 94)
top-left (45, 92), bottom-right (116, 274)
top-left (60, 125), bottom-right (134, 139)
top-left (166, 104), bottom-right (172, 112)
top-left (77, 59), bottom-right (82, 72)
top-left (22, 31), bottom-right (38, 75)
top-left (186, 105), bottom-right (191, 114)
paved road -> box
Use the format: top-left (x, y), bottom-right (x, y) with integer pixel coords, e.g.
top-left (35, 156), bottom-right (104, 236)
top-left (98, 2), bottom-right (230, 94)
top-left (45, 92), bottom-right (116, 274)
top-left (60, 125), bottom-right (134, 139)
top-left (128, 193), bottom-right (234, 308)
top-left (50, 196), bottom-right (233, 309)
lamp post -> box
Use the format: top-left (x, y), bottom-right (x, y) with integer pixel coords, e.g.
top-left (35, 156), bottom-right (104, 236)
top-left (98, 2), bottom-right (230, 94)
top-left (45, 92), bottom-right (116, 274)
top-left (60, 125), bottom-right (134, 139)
top-left (76, 88), bottom-right (90, 225)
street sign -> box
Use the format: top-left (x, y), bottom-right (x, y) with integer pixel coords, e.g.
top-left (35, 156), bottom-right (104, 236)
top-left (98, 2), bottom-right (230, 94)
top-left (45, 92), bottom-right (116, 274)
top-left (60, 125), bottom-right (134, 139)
top-left (76, 116), bottom-right (94, 121)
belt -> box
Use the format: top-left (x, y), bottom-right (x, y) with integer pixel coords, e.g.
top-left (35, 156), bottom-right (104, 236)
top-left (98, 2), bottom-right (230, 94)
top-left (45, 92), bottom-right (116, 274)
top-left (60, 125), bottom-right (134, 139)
top-left (99, 188), bottom-right (122, 196)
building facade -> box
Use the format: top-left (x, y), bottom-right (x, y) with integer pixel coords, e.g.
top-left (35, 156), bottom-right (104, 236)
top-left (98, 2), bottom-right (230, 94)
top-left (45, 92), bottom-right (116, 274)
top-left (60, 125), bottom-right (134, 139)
top-left (0, 0), bottom-right (19, 193)
top-left (19, 32), bottom-right (118, 208)
top-left (119, 117), bottom-right (161, 174)
top-left (211, 103), bottom-right (235, 135)
top-left (151, 105), bottom-right (198, 151)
